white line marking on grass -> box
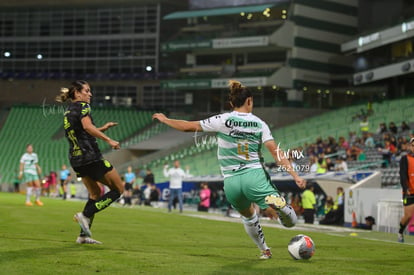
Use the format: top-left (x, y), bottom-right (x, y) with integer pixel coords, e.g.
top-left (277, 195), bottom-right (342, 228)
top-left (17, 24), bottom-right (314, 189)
top-left (184, 213), bottom-right (414, 245)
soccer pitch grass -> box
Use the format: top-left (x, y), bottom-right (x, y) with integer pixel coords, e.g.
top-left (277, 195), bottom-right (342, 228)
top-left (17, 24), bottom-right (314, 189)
top-left (1, 192), bottom-right (413, 275)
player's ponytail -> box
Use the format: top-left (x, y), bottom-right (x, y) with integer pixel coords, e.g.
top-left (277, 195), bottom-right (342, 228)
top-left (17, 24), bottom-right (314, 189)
top-left (55, 80), bottom-right (89, 102)
top-left (55, 87), bottom-right (71, 102)
top-left (228, 80), bottom-right (252, 108)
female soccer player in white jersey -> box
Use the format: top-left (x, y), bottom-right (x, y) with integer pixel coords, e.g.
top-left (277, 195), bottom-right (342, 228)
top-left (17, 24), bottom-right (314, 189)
top-left (19, 144), bottom-right (43, 206)
top-left (153, 80), bottom-right (306, 259)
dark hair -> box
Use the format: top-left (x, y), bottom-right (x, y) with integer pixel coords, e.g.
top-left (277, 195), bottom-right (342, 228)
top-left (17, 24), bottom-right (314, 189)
top-left (365, 216), bottom-right (375, 224)
top-left (306, 182), bottom-right (314, 190)
top-left (228, 80), bottom-right (252, 108)
top-left (55, 80), bottom-right (89, 102)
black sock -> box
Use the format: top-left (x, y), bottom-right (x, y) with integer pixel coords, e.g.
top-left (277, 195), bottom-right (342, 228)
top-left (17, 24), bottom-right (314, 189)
top-left (83, 190), bottom-right (121, 217)
top-left (82, 198), bottom-right (97, 216)
top-left (399, 222), bottom-right (407, 234)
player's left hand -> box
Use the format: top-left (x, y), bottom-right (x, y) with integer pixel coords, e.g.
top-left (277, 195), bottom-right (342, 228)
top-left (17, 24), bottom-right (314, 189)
top-left (104, 122), bottom-right (118, 130)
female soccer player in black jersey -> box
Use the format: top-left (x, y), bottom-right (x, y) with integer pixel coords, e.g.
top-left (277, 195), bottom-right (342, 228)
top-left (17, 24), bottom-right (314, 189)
top-left (56, 80), bottom-right (124, 244)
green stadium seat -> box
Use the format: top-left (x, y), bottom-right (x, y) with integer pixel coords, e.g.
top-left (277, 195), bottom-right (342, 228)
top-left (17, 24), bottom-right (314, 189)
top-left (134, 97), bottom-right (414, 180)
top-left (0, 106), bottom-right (153, 183)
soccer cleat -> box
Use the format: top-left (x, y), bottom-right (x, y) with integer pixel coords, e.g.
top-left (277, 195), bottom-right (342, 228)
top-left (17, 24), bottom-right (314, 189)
top-left (73, 212), bottom-right (92, 237)
top-left (35, 200), bottom-right (44, 206)
top-left (259, 249), bottom-right (272, 259)
top-left (76, 236), bottom-right (102, 244)
top-left (398, 233), bottom-right (404, 243)
top-left (265, 195), bottom-right (286, 209)
top-left (25, 201), bottom-right (33, 206)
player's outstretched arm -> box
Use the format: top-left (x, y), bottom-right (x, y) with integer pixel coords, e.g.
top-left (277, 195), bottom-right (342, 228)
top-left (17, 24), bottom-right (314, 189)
top-left (264, 140), bottom-right (306, 189)
top-left (152, 113), bottom-right (202, 132)
top-left (98, 122), bottom-right (118, 132)
top-left (81, 116), bottom-right (120, 149)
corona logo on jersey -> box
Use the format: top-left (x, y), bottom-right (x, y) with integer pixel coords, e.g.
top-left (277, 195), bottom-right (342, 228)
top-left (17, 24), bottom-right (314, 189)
top-left (224, 119), bottom-right (258, 129)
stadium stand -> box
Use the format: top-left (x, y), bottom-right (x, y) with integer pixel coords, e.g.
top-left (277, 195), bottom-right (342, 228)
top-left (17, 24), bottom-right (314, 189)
top-left (131, 97), bottom-right (414, 186)
top-left (2, 96), bottom-right (410, 188)
top-left (0, 105), bottom-right (153, 184)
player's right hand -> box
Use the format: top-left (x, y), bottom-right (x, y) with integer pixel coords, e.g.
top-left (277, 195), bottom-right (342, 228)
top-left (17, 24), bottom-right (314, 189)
top-left (295, 177), bottom-right (306, 189)
top-left (152, 113), bottom-right (167, 123)
top-left (108, 139), bottom-right (120, 150)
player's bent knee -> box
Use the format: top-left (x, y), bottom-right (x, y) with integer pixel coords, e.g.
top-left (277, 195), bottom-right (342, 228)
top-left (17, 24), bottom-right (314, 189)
top-left (89, 190), bottom-right (102, 200)
top-left (114, 184), bottom-right (124, 194)
top-left (88, 187), bottom-right (103, 200)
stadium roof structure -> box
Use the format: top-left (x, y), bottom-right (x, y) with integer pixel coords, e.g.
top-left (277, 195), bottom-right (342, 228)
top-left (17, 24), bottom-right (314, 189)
top-left (163, 3), bottom-right (286, 20)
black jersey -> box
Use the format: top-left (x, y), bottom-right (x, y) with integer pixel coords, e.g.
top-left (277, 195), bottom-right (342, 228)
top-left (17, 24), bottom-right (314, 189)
top-left (63, 101), bottom-right (103, 168)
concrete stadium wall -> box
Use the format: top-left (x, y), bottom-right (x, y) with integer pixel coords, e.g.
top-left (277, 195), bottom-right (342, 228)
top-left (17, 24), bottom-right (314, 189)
top-left (0, 79), bottom-right (159, 107)
top-left (347, 188), bottom-right (402, 233)
top-left (104, 148), bottom-right (144, 169)
top-left (344, 172), bottom-right (403, 233)
top-left (315, 179), bottom-right (353, 199)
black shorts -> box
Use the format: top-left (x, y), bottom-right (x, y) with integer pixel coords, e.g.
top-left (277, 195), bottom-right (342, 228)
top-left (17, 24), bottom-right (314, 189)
top-left (403, 195), bottom-right (414, 206)
top-left (73, 160), bottom-right (113, 181)
top-left (125, 182), bottom-right (133, 191)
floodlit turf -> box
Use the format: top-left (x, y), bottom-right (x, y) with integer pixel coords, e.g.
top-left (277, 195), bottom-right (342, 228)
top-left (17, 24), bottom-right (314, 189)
top-left (1, 192), bottom-right (413, 275)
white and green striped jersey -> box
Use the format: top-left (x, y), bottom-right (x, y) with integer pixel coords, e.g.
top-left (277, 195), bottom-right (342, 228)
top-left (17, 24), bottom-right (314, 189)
top-left (20, 152), bottom-right (39, 175)
top-left (200, 111), bottom-right (273, 178)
